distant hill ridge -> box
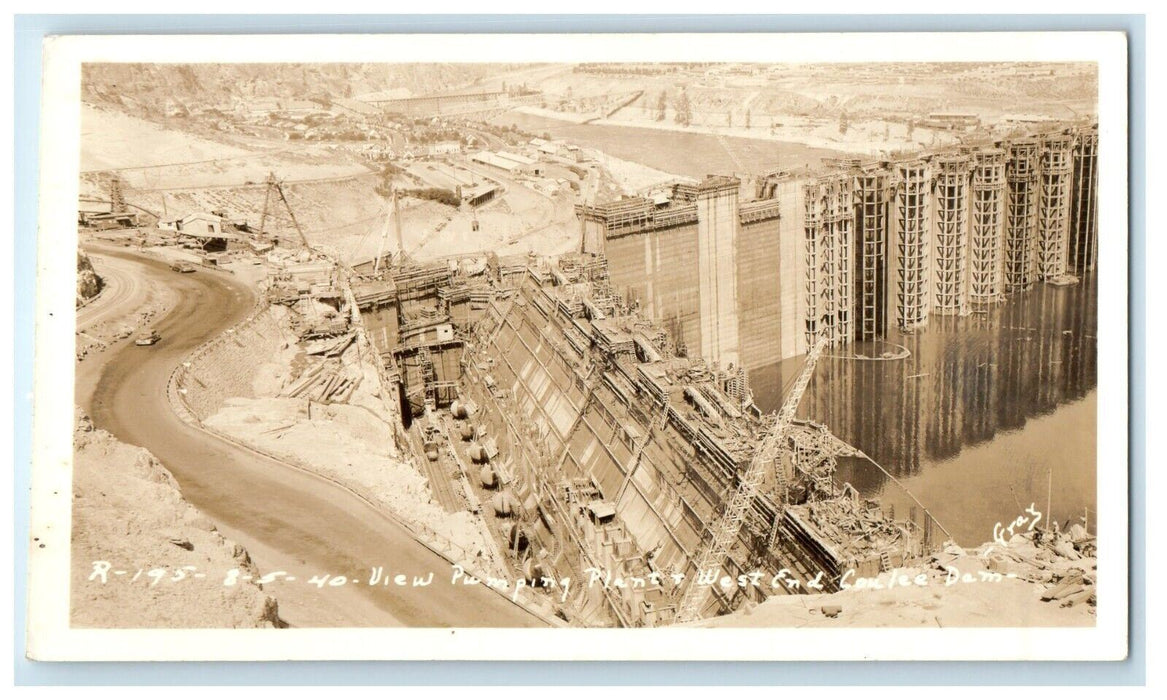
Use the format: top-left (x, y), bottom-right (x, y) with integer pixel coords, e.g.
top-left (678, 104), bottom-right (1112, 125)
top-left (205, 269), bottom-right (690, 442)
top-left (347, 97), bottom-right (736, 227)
top-left (81, 63), bottom-right (527, 117)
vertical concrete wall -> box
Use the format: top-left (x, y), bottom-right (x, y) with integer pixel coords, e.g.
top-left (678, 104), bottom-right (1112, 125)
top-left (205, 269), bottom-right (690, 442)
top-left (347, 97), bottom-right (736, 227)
top-left (580, 217), bottom-right (607, 257)
top-left (737, 216), bottom-right (782, 372)
top-left (696, 181), bottom-right (741, 370)
top-left (776, 178), bottom-right (809, 360)
top-left (606, 224), bottom-right (703, 359)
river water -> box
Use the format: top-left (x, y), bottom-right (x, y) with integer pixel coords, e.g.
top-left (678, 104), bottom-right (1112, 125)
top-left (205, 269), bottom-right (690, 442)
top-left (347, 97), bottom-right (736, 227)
top-left (751, 275), bottom-right (1098, 546)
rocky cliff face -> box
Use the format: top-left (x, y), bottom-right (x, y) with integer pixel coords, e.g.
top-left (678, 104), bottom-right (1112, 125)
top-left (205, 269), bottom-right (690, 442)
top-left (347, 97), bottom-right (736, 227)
top-left (76, 251), bottom-right (102, 307)
top-left (71, 409), bottom-right (284, 628)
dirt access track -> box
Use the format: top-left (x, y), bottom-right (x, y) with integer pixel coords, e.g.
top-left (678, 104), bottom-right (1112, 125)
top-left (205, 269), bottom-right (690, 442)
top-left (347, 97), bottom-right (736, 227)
top-left (79, 247), bottom-right (544, 628)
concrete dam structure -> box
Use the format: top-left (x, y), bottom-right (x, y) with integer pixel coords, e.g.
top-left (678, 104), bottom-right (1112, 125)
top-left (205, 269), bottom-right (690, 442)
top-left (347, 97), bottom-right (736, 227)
top-left (578, 123), bottom-right (1099, 372)
top-left (334, 122), bottom-right (1096, 628)
top-left (350, 253), bottom-right (940, 627)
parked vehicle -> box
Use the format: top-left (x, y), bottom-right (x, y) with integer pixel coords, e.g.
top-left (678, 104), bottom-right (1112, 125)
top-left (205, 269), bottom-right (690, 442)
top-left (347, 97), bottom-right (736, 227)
top-left (170, 261), bottom-right (196, 273)
top-left (134, 329), bottom-right (161, 346)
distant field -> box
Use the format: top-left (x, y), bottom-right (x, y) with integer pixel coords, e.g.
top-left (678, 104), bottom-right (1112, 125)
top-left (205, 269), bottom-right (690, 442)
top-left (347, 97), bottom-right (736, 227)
top-left (494, 112), bottom-right (859, 179)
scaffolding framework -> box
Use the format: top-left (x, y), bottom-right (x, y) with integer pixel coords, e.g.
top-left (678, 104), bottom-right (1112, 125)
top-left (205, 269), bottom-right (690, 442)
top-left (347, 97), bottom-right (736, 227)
top-left (828, 174), bottom-right (854, 345)
top-left (1037, 134), bottom-right (1074, 280)
top-left (795, 127), bottom-right (1096, 343)
top-left (892, 160), bottom-right (930, 331)
top-left (931, 154), bottom-right (971, 316)
top-left (1070, 127), bottom-right (1099, 272)
top-left (969, 149), bottom-right (1007, 307)
top-left (803, 181), bottom-right (820, 347)
top-left (802, 174), bottom-right (854, 348)
top-left (1004, 139), bottom-right (1041, 292)
top-left (855, 169), bottom-right (890, 341)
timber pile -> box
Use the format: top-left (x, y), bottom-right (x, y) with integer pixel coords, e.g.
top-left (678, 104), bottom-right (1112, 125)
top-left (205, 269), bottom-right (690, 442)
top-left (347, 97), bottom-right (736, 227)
top-left (1040, 569), bottom-right (1096, 608)
top-left (280, 358), bottom-right (364, 404)
top-left (302, 333), bottom-right (355, 358)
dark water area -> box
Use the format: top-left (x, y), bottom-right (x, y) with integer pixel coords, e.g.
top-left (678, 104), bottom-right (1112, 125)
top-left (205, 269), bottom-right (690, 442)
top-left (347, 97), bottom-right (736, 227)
top-left (751, 276), bottom-right (1098, 546)
top-left (491, 111), bottom-right (854, 180)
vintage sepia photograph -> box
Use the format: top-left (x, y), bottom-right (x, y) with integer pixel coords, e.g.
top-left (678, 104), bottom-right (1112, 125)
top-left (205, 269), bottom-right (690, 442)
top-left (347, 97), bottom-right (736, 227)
top-left (25, 32), bottom-right (1130, 662)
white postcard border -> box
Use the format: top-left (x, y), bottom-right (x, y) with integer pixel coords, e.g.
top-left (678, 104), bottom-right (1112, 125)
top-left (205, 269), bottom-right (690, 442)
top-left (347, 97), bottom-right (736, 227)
top-left (27, 31), bottom-right (1129, 661)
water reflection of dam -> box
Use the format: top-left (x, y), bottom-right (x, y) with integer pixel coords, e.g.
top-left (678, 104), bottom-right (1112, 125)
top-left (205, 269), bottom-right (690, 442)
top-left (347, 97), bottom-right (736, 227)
top-left (754, 275), bottom-right (1097, 494)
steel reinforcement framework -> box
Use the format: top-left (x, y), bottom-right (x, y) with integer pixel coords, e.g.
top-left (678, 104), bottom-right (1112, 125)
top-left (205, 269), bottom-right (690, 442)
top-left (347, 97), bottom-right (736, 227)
top-left (803, 174), bottom-right (854, 348)
top-left (1004, 138), bottom-right (1042, 292)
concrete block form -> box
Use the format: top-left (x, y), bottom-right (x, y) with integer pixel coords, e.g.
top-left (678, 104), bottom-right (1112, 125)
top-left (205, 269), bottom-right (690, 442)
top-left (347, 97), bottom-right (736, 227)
top-left (892, 159), bottom-right (931, 331)
top-left (1004, 138), bottom-right (1042, 292)
top-left (930, 153), bottom-right (972, 317)
top-left (1037, 133), bottom-right (1075, 280)
top-left (969, 148), bottom-right (1007, 307)
top-left (1070, 125), bottom-right (1099, 272)
top-left (854, 166), bottom-right (891, 341)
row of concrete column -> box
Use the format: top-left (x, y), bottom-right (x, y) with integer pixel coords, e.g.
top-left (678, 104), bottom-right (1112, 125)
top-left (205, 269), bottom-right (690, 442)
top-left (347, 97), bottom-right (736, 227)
top-left (803, 124), bottom-right (1098, 347)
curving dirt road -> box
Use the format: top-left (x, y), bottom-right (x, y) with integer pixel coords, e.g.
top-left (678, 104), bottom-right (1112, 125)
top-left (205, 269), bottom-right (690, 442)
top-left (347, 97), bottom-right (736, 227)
top-left (78, 247), bottom-right (545, 628)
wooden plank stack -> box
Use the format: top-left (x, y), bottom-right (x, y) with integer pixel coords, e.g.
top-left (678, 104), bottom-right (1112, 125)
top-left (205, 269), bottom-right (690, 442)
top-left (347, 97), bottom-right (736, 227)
top-left (281, 359), bottom-right (364, 404)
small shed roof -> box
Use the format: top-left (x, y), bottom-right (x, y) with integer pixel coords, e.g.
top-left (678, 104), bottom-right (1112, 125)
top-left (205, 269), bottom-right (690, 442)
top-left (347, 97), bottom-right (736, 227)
top-left (587, 501), bottom-right (617, 520)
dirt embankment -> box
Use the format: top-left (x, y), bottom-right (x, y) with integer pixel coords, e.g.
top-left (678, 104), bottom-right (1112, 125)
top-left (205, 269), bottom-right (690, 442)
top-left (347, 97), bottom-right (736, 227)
top-left (71, 408), bottom-right (284, 628)
top-left (183, 305), bottom-right (506, 576)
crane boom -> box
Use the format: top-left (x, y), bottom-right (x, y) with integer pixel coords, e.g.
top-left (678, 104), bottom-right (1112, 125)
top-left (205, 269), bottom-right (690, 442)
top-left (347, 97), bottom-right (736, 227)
top-left (274, 178), bottom-right (310, 249)
top-left (672, 338), bottom-right (828, 624)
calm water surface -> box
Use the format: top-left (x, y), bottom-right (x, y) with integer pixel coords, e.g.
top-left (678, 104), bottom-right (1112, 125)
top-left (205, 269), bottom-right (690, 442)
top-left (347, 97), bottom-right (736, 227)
top-left (752, 276), bottom-right (1098, 546)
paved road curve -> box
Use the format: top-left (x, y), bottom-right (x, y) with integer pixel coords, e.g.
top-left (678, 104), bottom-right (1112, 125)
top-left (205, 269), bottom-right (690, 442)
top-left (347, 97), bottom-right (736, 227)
top-left (77, 252), bottom-right (145, 332)
top-left (81, 248), bottom-right (545, 628)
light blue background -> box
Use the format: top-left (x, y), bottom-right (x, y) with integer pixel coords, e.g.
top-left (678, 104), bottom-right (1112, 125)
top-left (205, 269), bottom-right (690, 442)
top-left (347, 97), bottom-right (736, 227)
top-left (13, 13), bottom-right (1146, 685)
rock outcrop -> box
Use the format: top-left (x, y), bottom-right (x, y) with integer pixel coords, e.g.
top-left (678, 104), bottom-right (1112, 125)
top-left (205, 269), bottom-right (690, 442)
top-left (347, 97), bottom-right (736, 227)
top-left (71, 408), bottom-right (284, 628)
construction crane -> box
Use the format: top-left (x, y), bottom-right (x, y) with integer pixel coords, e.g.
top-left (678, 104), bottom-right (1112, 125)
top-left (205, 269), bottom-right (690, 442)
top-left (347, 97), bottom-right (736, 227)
top-left (373, 185), bottom-right (404, 274)
top-left (258, 172), bottom-right (310, 248)
top-left (672, 337), bottom-right (828, 624)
